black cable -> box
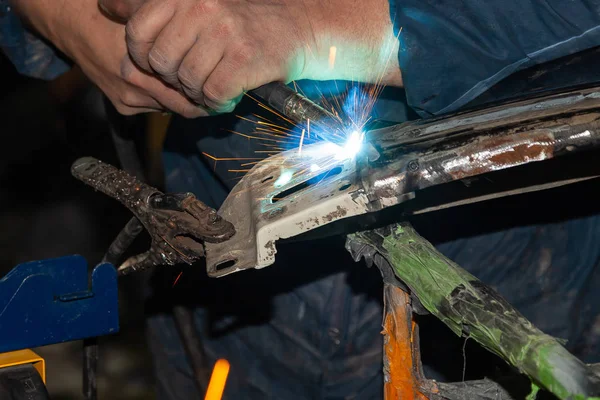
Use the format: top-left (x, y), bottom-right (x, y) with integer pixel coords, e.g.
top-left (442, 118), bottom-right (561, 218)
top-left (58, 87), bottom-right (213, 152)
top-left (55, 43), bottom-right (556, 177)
top-left (82, 338), bottom-right (98, 400)
top-left (83, 99), bottom-right (145, 400)
top-left (83, 217), bottom-right (145, 400)
top-left (102, 217), bottom-right (145, 266)
top-left (82, 98), bottom-right (210, 399)
top-left (172, 306), bottom-right (210, 392)
top-left (105, 97), bottom-right (146, 179)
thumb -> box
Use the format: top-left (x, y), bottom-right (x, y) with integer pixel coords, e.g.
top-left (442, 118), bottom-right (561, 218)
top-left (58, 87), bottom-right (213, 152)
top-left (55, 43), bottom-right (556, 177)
top-left (99, 0), bottom-right (146, 21)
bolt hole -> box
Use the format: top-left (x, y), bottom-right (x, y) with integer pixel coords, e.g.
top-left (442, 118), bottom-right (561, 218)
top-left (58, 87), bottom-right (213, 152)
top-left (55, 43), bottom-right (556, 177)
top-left (261, 176), bottom-right (274, 184)
top-left (339, 183), bottom-right (351, 191)
top-left (272, 166), bottom-right (343, 204)
top-left (215, 259), bottom-right (237, 271)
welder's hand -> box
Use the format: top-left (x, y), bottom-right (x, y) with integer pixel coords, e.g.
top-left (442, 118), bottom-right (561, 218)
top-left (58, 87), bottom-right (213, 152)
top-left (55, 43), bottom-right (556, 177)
top-left (11, 0), bottom-right (203, 117)
top-left (124, 0), bottom-right (403, 114)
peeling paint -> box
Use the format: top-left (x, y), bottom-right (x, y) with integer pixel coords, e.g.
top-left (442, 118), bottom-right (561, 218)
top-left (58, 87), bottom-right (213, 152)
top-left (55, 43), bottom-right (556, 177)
top-left (442, 132), bottom-right (555, 180)
top-left (383, 285), bottom-right (434, 399)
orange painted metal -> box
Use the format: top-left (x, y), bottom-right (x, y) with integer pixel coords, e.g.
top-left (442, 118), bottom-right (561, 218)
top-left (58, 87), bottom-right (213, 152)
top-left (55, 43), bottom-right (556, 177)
top-left (0, 349), bottom-right (45, 383)
top-left (382, 284), bottom-right (436, 399)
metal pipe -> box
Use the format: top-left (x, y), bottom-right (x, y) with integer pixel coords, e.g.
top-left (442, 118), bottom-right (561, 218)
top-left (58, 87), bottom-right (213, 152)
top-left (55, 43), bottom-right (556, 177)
top-left (252, 82), bottom-right (345, 144)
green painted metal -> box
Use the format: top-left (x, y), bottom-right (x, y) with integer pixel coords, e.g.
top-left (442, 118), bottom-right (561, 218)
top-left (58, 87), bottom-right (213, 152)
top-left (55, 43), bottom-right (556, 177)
top-left (348, 223), bottom-right (600, 400)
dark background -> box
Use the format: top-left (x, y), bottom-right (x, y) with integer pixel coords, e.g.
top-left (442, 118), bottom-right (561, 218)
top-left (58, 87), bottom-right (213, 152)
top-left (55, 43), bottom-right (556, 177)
top-left (0, 53), bottom-right (157, 400)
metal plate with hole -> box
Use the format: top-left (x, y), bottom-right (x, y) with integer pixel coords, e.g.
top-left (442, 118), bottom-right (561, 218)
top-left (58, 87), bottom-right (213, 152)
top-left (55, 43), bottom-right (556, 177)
top-left (204, 142), bottom-right (374, 277)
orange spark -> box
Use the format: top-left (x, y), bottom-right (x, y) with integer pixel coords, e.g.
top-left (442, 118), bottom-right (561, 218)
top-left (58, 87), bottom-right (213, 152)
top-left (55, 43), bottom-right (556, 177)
top-left (256, 102), bottom-right (295, 125)
top-left (329, 46), bottom-right (337, 69)
top-left (201, 152), bottom-right (262, 162)
top-left (244, 92), bottom-right (295, 125)
top-left (255, 149), bottom-right (284, 153)
top-left (226, 130), bottom-right (286, 143)
top-left (255, 127), bottom-right (299, 139)
top-left (298, 129), bottom-right (306, 155)
top-left (172, 271), bottom-right (183, 288)
top-left (256, 120), bottom-right (294, 132)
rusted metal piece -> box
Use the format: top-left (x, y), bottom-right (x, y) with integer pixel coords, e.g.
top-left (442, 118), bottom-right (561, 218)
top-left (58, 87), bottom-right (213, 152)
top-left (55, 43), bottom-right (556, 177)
top-left (440, 131), bottom-right (555, 180)
top-left (383, 284), bottom-right (435, 400)
top-left (72, 157), bottom-right (235, 275)
top-left (206, 84), bottom-right (600, 278)
top-left (371, 87), bottom-right (600, 149)
top-left (363, 106), bottom-right (600, 209)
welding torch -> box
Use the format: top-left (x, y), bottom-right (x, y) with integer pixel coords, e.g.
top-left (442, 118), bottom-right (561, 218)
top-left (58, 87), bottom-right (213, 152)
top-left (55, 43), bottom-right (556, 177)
top-left (251, 82), bottom-right (345, 144)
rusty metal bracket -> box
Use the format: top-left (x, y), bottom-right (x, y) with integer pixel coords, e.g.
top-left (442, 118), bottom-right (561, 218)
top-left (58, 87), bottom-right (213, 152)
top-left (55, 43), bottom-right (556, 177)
top-left (204, 142), bottom-right (367, 276)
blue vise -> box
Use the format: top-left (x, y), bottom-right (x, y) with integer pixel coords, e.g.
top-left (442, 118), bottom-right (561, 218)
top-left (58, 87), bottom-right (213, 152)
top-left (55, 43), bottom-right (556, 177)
top-left (0, 255), bottom-right (119, 352)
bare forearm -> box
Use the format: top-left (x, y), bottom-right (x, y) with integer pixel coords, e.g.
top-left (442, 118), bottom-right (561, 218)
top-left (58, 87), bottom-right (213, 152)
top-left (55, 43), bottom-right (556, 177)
top-left (11, 0), bottom-right (88, 59)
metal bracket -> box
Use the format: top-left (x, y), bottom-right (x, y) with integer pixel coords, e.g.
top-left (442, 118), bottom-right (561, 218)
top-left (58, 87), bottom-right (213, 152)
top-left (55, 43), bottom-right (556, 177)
top-left (204, 143), bottom-right (380, 277)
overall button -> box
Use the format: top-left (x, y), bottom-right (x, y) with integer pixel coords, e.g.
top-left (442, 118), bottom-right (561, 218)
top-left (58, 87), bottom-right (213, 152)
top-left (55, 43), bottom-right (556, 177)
top-left (328, 327), bottom-right (341, 345)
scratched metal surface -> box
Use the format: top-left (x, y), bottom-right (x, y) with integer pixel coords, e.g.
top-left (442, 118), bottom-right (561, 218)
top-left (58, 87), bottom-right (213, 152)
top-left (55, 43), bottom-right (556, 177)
top-left (206, 84), bottom-right (600, 278)
top-left (205, 142), bottom-right (366, 277)
top-left (364, 87), bottom-right (600, 208)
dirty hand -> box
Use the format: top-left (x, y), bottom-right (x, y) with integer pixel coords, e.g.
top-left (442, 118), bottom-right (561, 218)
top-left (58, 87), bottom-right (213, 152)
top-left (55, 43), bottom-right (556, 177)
top-left (11, 0), bottom-right (204, 117)
top-left (124, 0), bottom-right (403, 114)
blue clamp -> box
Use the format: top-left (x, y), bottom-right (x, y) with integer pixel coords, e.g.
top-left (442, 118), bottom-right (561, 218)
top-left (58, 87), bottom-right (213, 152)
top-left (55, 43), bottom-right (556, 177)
top-left (0, 255), bottom-right (119, 353)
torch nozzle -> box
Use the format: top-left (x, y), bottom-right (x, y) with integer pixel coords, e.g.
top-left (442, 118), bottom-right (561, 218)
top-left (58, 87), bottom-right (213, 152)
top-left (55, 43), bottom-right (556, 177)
top-left (251, 82), bottom-right (345, 145)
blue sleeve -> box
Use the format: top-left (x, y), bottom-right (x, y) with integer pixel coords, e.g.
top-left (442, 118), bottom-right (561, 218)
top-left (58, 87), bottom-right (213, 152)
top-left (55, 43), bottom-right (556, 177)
top-left (391, 1), bottom-right (600, 117)
top-left (0, 0), bottom-right (70, 80)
